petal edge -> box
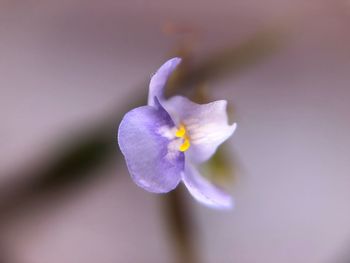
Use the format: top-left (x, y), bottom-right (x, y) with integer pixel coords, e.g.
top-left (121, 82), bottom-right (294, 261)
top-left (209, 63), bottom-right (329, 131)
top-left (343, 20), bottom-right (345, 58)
top-left (182, 163), bottom-right (233, 209)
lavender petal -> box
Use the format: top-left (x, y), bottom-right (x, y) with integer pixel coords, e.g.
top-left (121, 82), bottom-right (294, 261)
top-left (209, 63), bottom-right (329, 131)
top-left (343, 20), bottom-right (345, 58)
top-left (118, 105), bottom-right (184, 193)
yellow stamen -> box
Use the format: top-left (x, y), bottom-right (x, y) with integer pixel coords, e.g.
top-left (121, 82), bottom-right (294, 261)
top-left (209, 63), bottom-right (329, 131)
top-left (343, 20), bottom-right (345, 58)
top-left (179, 139), bottom-right (190, 152)
top-left (175, 124), bottom-right (191, 152)
top-left (175, 124), bottom-right (186, 138)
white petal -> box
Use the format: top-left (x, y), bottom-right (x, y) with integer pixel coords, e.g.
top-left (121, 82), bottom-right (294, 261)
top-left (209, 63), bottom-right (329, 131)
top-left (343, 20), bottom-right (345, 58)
top-left (164, 95), bottom-right (237, 163)
top-left (148, 57), bottom-right (182, 107)
top-left (182, 163), bottom-right (233, 209)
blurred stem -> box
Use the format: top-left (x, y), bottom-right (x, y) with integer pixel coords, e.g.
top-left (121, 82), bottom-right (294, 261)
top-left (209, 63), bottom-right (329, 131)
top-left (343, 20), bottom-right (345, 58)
top-left (162, 188), bottom-right (198, 263)
top-left (0, 126), bottom-right (116, 221)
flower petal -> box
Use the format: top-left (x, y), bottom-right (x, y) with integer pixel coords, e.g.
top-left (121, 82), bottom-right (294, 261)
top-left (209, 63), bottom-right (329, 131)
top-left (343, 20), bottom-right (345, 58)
top-left (118, 105), bottom-right (184, 193)
top-left (182, 163), bottom-right (233, 209)
top-left (148, 57), bottom-right (182, 107)
top-left (164, 95), bottom-right (237, 163)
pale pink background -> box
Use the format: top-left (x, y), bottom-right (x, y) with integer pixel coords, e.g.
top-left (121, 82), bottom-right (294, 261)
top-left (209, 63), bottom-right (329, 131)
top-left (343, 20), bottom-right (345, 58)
top-left (0, 0), bottom-right (350, 262)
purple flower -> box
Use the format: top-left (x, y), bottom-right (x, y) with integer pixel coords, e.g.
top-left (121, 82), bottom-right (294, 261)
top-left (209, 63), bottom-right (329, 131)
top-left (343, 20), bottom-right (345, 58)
top-left (118, 58), bottom-right (237, 209)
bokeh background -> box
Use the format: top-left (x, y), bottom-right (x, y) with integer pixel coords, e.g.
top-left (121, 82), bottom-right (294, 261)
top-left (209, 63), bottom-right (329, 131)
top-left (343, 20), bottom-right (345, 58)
top-left (1, 0), bottom-right (350, 262)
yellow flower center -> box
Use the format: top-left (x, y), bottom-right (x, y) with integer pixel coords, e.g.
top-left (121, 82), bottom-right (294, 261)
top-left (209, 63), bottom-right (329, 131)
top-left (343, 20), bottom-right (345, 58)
top-left (175, 124), bottom-right (191, 152)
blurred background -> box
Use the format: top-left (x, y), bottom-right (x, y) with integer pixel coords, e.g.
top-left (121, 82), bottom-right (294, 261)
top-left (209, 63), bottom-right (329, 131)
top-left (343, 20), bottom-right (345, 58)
top-left (1, 0), bottom-right (350, 262)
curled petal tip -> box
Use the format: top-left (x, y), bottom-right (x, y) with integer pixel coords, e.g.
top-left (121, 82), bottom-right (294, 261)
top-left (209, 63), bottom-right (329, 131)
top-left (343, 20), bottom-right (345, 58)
top-left (160, 57), bottom-right (182, 73)
top-left (148, 57), bottom-right (182, 107)
top-left (170, 57), bottom-right (182, 64)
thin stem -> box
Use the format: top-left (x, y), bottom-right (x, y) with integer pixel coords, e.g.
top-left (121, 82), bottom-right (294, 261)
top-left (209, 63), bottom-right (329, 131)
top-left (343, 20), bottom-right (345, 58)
top-left (162, 188), bottom-right (199, 263)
